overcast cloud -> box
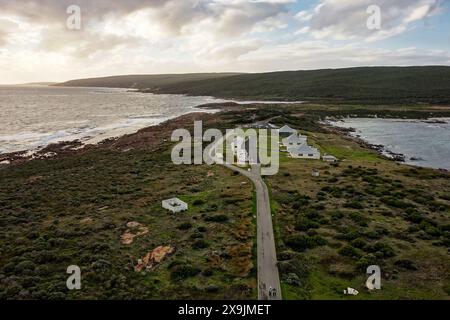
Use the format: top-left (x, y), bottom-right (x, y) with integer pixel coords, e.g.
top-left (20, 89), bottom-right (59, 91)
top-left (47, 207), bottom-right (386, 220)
top-left (0, 0), bottom-right (448, 83)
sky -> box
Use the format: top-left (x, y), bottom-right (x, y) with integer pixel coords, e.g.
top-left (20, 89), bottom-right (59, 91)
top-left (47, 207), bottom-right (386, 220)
top-left (0, 0), bottom-right (449, 84)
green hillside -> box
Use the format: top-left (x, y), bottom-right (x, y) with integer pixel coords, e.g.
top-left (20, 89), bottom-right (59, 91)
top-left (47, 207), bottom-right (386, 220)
top-left (146, 66), bottom-right (450, 104)
top-left (57, 67), bottom-right (450, 104)
top-left (56, 73), bottom-right (240, 89)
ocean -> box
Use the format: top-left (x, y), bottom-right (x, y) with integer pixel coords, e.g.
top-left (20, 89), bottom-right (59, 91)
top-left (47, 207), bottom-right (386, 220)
top-left (329, 117), bottom-right (450, 170)
top-left (0, 86), bottom-right (225, 154)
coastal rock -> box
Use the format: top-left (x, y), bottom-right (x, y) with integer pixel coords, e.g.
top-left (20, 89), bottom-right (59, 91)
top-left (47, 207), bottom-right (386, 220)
top-left (134, 246), bottom-right (175, 272)
top-left (121, 222), bottom-right (149, 245)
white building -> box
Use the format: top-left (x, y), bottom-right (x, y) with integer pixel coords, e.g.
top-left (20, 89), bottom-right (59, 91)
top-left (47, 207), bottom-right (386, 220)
top-left (278, 125), bottom-right (297, 137)
top-left (162, 198), bottom-right (188, 213)
top-left (323, 155), bottom-right (338, 163)
top-left (231, 136), bottom-right (245, 154)
top-left (288, 143), bottom-right (321, 159)
top-left (282, 133), bottom-right (308, 148)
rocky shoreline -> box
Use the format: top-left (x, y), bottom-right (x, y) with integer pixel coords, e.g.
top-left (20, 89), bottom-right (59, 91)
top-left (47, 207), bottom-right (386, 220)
top-left (324, 118), bottom-right (450, 172)
top-left (325, 124), bottom-right (408, 162)
top-left (0, 111), bottom-right (217, 166)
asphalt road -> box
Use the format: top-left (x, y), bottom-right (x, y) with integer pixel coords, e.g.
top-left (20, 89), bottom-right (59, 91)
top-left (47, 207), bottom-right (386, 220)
top-left (223, 163), bottom-right (282, 300)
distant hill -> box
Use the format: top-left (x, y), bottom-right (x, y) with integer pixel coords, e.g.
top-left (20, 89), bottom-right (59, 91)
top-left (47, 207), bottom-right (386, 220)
top-left (57, 67), bottom-right (450, 104)
top-left (56, 73), bottom-right (241, 90)
top-left (19, 82), bottom-right (57, 86)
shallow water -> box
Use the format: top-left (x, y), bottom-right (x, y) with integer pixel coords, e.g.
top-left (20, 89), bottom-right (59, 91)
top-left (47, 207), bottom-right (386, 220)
top-left (330, 118), bottom-right (450, 170)
top-left (0, 86), bottom-right (225, 154)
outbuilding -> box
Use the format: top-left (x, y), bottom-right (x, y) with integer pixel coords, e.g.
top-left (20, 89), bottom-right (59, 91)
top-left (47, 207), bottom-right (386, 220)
top-left (323, 155), bottom-right (338, 163)
top-left (162, 198), bottom-right (188, 213)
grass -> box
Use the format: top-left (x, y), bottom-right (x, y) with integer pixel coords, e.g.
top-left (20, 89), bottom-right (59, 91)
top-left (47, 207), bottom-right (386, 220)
top-left (0, 147), bottom-right (256, 300)
top-left (268, 130), bottom-right (450, 300)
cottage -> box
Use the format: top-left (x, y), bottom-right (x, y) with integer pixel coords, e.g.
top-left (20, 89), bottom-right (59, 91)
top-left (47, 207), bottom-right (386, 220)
top-left (288, 143), bottom-right (321, 159)
top-left (323, 155), bottom-right (338, 163)
top-left (162, 198), bottom-right (188, 213)
top-left (282, 133), bottom-right (308, 148)
top-left (278, 125), bottom-right (297, 137)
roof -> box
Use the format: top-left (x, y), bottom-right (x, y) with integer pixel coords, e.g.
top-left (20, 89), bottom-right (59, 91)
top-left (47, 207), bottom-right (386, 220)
top-left (279, 125), bottom-right (297, 133)
top-left (323, 155), bottom-right (338, 160)
top-left (288, 143), bottom-right (320, 154)
top-left (247, 122), bottom-right (279, 129)
top-left (162, 198), bottom-right (187, 206)
top-left (283, 133), bottom-right (308, 143)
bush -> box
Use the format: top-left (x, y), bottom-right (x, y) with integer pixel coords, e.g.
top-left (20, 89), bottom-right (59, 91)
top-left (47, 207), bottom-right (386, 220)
top-left (285, 234), bottom-right (327, 252)
top-left (177, 222), bottom-right (193, 230)
top-left (349, 213), bottom-right (369, 227)
top-left (356, 254), bottom-right (378, 271)
top-left (351, 238), bottom-right (368, 249)
top-left (278, 254), bottom-right (311, 280)
top-left (294, 217), bottom-right (320, 232)
top-left (331, 210), bottom-right (344, 220)
top-left (193, 199), bottom-right (205, 206)
top-left (338, 245), bottom-right (363, 259)
top-left (369, 242), bottom-right (396, 258)
top-left (170, 265), bottom-right (201, 281)
top-left (15, 260), bottom-right (36, 274)
top-left (192, 239), bottom-right (209, 249)
top-left (344, 201), bottom-right (364, 209)
top-left (205, 215), bottom-right (229, 223)
top-left (394, 259), bottom-right (418, 271)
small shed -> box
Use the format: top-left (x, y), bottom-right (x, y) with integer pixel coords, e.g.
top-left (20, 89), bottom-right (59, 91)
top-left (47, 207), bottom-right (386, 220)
top-left (162, 198), bottom-right (188, 213)
top-left (311, 169), bottom-right (320, 177)
top-left (323, 155), bottom-right (338, 163)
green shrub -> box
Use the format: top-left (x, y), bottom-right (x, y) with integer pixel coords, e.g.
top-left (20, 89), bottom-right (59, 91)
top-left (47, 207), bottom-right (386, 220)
top-left (369, 242), bottom-right (396, 258)
top-left (193, 199), bottom-right (205, 206)
top-left (192, 239), bottom-right (209, 249)
top-left (394, 259), bottom-right (418, 271)
top-left (351, 238), bottom-right (368, 249)
top-left (285, 234), bottom-right (327, 252)
top-left (356, 254), bottom-right (378, 271)
top-left (205, 214), bottom-right (229, 223)
top-left (177, 222), bottom-right (193, 230)
top-left (170, 265), bottom-right (201, 281)
top-left (338, 245), bottom-right (363, 259)
top-left (294, 217), bottom-right (320, 232)
top-left (349, 213), bottom-right (369, 226)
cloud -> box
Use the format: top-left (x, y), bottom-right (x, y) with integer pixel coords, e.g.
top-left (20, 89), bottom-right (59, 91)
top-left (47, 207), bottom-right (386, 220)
top-left (0, 0), bottom-right (449, 83)
top-left (298, 0), bottom-right (445, 41)
top-left (230, 41), bottom-right (450, 71)
top-left (0, 18), bottom-right (19, 46)
top-left (0, 0), bottom-right (292, 55)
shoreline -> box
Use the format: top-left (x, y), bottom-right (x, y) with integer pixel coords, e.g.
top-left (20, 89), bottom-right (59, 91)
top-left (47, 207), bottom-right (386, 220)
top-left (2, 103), bottom-right (450, 173)
top-left (323, 117), bottom-right (450, 172)
top-left (0, 111), bottom-right (218, 166)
